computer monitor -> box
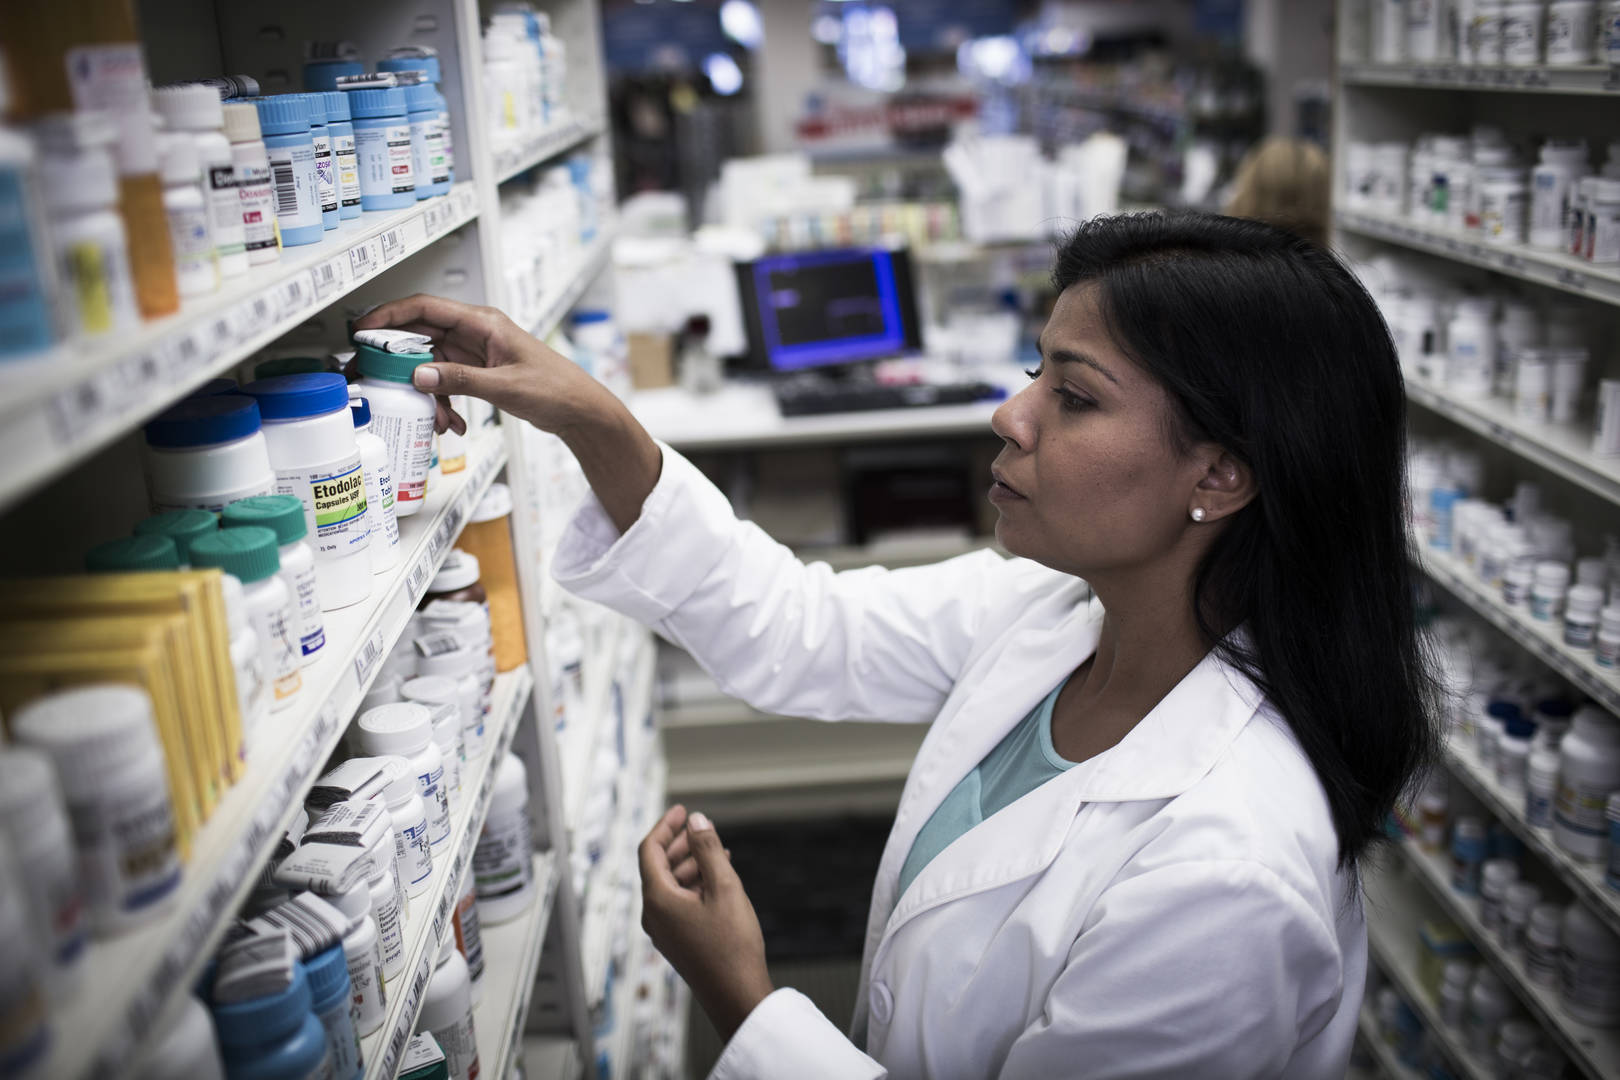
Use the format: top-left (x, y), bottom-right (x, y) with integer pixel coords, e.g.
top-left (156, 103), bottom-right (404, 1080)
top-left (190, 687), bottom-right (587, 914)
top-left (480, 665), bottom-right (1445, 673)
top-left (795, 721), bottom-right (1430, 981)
top-left (736, 247), bottom-right (923, 373)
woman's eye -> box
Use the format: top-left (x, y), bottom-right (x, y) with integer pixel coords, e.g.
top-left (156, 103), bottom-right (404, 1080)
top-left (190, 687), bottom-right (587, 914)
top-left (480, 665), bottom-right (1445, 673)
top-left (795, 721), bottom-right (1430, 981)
top-left (1053, 388), bottom-right (1093, 412)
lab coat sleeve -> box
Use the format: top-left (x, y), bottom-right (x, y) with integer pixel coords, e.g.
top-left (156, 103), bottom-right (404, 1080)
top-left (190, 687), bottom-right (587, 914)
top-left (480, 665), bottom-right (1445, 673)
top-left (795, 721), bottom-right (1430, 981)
top-left (708, 989), bottom-right (886, 1080)
top-left (998, 858), bottom-right (1345, 1080)
top-left (554, 442), bottom-right (1050, 723)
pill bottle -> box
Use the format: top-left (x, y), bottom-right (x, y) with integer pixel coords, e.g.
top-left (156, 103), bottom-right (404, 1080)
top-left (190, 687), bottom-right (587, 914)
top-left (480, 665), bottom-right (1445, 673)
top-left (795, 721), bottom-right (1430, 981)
top-left (1452, 814), bottom-right (1489, 895)
top-left (1439, 959), bottom-right (1474, 1027)
top-left (1502, 1), bottom-right (1546, 62)
top-left (418, 933), bottom-right (480, 1080)
top-left (352, 339), bottom-right (437, 515)
top-left (83, 534), bottom-right (179, 575)
top-left (156, 129), bottom-right (217, 300)
top-left (1526, 902), bottom-right (1565, 985)
top-left (1515, 351), bottom-right (1550, 422)
top-left (134, 994), bottom-right (225, 1080)
top-left (1448, 298), bottom-right (1497, 397)
top-left (416, 642), bottom-right (486, 759)
top-left (1566, 583), bottom-right (1605, 647)
top-left (419, 603), bottom-right (495, 716)
top-left (358, 704), bottom-right (451, 848)
top-left (403, 82), bottom-right (450, 199)
top-left (0, 833), bottom-right (49, 1075)
top-left (1555, 705), bottom-right (1620, 859)
top-left (1561, 900), bottom-right (1620, 1023)
top-left (1607, 0), bottom-right (1620, 60)
top-left (1495, 1019), bottom-right (1540, 1078)
top-left (1531, 138), bottom-right (1591, 250)
top-left (222, 102), bottom-right (279, 266)
top-left (1501, 880), bottom-right (1542, 949)
top-left (253, 95), bottom-right (322, 247)
top-left (0, 749), bottom-right (85, 1001)
top-left (211, 960), bottom-right (329, 1080)
top-left (1586, 178), bottom-right (1620, 263)
top-left (1465, 967), bottom-right (1515, 1053)
top-left (325, 879), bottom-right (385, 1037)
top-left (297, 93), bottom-right (338, 232)
top-left (144, 395), bottom-right (276, 513)
top-left (1607, 792), bottom-right (1620, 889)
top-left (1417, 787), bottom-right (1449, 852)
top-left (380, 50), bottom-right (454, 182)
top-left (457, 484), bottom-right (529, 671)
top-left (1598, 380), bottom-right (1620, 456)
top-left (422, 551), bottom-right (487, 611)
top-left (41, 143), bottom-right (139, 337)
top-left (222, 495), bottom-right (326, 663)
top-left (220, 573), bottom-right (269, 737)
top-left (350, 396), bottom-right (401, 574)
top-left (1601, 607), bottom-right (1620, 668)
top-left (134, 508), bottom-right (219, 565)
top-left (1473, 0), bottom-right (1508, 60)
top-left (1527, 743), bottom-right (1561, 826)
top-left (1531, 561), bottom-right (1571, 621)
top-left (305, 943), bottom-right (361, 1080)
top-left (401, 678), bottom-right (464, 794)
top-left (1547, 0), bottom-right (1599, 61)
top-left (322, 92), bottom-right (361, 220)
top-left (360, 824), bottom-right (406, 980)
top-left (153, 84), bottom-right (246, 279)
top-left (475, 754), bottom-right (535, 924)
top-left (1479, 858), bottom-right (1521, 931)
top-left (1504, 561), bottom-right (1535, 606)
top-left (304, 60), bottom-right (365, 92)
top-left (451, 861), bottom-right (485, 1005)
top-left (379, 757), bottom-right (434, 898)
top-left (1481, 167), bottom-right (1530, 244)
top-left (190, 527), bottom-right (302, 715)
top-left (11, 685), bottom-right (181, 935)
top-left (1551, 348), bottom-right (1587, 423)
top-left (242, 373), bottom-right (372, 610)
top-left (1572, 174), bottom-right (1602, 254)
top-left (1498, 718), bottom-right (1536, 788)
top-left (347, 87), bottom-right (416, 211)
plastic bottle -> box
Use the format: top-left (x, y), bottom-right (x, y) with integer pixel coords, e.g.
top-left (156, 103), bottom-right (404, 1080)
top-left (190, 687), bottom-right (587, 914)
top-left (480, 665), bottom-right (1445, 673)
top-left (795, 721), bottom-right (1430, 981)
top-left (1555, 706), bottom-right (1620, 859)
top-left (298, 93), bottom-right (338, 232)
top-left (1530, 139), bottom-right (1590, 250)
top-left (400, 678), bottom-right (464, 794)
top-left (347, 87), bottom-right (416, 211)
top-left (1560, 900), bottom-right (1620, 1024)
top-left (352, 337), bottom-right (437, 516)
top-left (1525, 902), bottom-right (1565, 986)
top-left (323, 879), bottom-right (385, 1038)
top-left (222, 495), bottom-right (326, 664)
top-left (380, 50), bottom-right (453, 183)
top-left (153, 84), bottom-right (246, 280)
top-left (11, 685), bottom-right (181, 934)
top-left (1440, 959), bottom-right (1474, 1028)
top-left (253, 95), bottom-right (322, 247)
top-left (1547, 0), bottom-right (1598, 61)
top-left (211, 960), bottom-right (330, 1080)
top-left (1501, 880), bottom-right (1542, 949)
top-left (357, 704), bottom-right (450, 848)
top-left (1480, 858), bottom-right (1521, 931)
top-left (379, 757), bottom-right (434, 898)
top-left (416, 644), bottom-right (486, 759)
top-left (350, 396), bottom-right (401, 574)
top-left (41, 143), bottom-right (139, 337)
top-left (475, 754), bottom-right (535, 924)
top-left (1452, 815), bottom-right (1490, 895)
top-left (1480, 167), bottom-right (1530, 244)
top-left (1466, 967), bottom-right (1516, 1053)
top-left (451, 862), bottom-right (485, 1006)
top-left (0, 749), bottom-right (85, 1000)
top-left (134, 993), bottom-right (225, 1080)
top-left (190, 528), bottom-right (302, 715)
top-left (1514, 349), bottom-right (1550, 422)
top-left (1567, 583), bottom-right (1605, 648)
top-left (242, 373), bottom-right (372, 611)
top-left (403, 82), bottom-right (449, 200)
top-left (1498, 718), bottom-right (1536, 788)
top-left (417, 934), bottom-right (479, 1080)
top-left (1586, 177), bottom-right (1620, 263)
top-left (1501, 0), bottom-right (1546, 62)
top-left (220, 574), bottom-right (269, 739)
top-left (1496, 1019), bottom-right (1540, 1078)
top-left (223, 102), bottom-right (279, 266)
top-left (1531, 562), bottom-right (1571, 621)
top-left (322, 92), bottom-right (361, 221)
top-left (0, 833), bottom-right (49, 1076)
top-left (1528, 743), bottom-right (1560, 826)
top-left (305, 944), bottom-right (361, 1080)
top-left (0, 57), bottom-right (57, 358)
top-left (143, 396), bottom-right (277, 513)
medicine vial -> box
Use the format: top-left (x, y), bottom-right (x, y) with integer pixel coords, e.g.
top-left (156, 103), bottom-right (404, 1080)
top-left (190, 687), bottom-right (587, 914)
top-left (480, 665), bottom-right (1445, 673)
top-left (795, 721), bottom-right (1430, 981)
top-left (347, 87), bottom-right (417, 210)
top-left (401, 677), bottom-right (465, 796)
top-left (253, 95), bottom-right (322, 247)
top-left (379, 757), bottom-right (434, 898)
top-left (152, 83), bottom-right (246, 280)
top-left (143, 395), bottom-right (277, 513)
top-left (452, 862), bottom-right (485, 1005)
top-left (305, 943), bottom-right (361, 1080)
top-left (417, 933), bottom-right (480, 1080)
top-left (220, 573), bottom-right (269, 734)
top-left (323, 91), bottom-right (361, 220)
top-left (350, 396), bottom-right (401, 573)
top-left (380, 50), bottom-right (454, 182)
top-left (474, 754), bottom-right (535, 924)
top-left (222, 495), bottom-right (326, 665)
top-left (0, 749), bottom-right (86, 1001)
top-left (156, 132), bottom-right (216, 298)
top-left (41, 143), bottom-right (139, 338)
top-left (356, 704), bottom-right (451, 848)
top-left (353, 334), bottom-right (438, 516)
top-left (325, 879), bottom-right (386, 1037)
top-left (1555, 706), bottom-right (1620, 859)
top-left (404, 82), bottom-right (451, 199)
top-left (416, 640), bottom-right (487, 759)
top-left (300, 93), bottom-right (339, 231)
top-left (190, 527), bottom-right (302, 719)
top-left (222, 103), bottom-right (279, 266)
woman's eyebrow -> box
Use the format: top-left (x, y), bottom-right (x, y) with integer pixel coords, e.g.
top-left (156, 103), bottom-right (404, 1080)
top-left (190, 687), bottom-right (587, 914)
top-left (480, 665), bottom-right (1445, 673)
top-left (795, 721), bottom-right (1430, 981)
top-left (1047, 347), bottom-right (1120, 386)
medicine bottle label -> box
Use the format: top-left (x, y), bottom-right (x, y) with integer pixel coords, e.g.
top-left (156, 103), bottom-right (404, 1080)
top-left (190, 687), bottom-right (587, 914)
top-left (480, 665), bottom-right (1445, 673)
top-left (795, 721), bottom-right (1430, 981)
top-left (1557, 779), bottom-right (1612, 838)
top-left (372, 412), bottom-right (435, 508)
top-left (234, 156), bottom-right (278, 255)
top-left (364, 460), bottom-right (401, 551)
top-left (61, 240), bottom-right (127, 336)
top-left (473, 804), bottom-right (533, 902)
top-left (289, 561), bottom-right (325, 657)
top-left (274, 455), bottom-right (369, 560)
top-left (420, 763), bottom-right (450, 845)
top-left (64, 45), bottom-right (146, 117)
top-left (320, 999), bottom-right (362, 1080)
top-left (150, 474), bottom-right (275, 515)
top-left (374, 885), bottom-right (404, 972)
top-left (454, 889), bottom-right (486, 982)
top-left (205, 163), bottom-right (245, 256)
top-left (348, 938), bottom-right (386, 1028)
top-left (334, 132), bottom-right (360, 209)
top-left (312, 131), bottom-right (338, 216)
top-left (418, 116), bottom-right (450, 187)
top-left (356, 123), bottom-right (416, 197)
top-left (394, 816), bottom-right (433, 887)
top-left (438, 109), bottom-right (455, 174)
top-left (167, 202), bottom-right (215, 281)
top-left (253, 596), bottom-right (302, 704)
top-left (428, 1016), bottom-right (479, 1080)
top-left (68, 782), bottom-right (181, 925)
top-left (265, 140), bottom-right (321, 230)
top-left (1560, 948), bottom-right (1620, 1017)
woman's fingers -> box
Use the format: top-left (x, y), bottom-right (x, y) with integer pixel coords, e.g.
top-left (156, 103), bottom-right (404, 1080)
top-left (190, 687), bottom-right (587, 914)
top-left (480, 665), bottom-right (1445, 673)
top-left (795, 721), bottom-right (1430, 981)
top-left (353, 293), bottom-right (476, 335)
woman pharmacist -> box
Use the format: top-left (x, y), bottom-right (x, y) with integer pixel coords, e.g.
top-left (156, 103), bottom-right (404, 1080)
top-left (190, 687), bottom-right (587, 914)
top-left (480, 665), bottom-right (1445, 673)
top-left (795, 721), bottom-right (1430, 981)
top-left (356, 212), bottom-right (1438, 1079)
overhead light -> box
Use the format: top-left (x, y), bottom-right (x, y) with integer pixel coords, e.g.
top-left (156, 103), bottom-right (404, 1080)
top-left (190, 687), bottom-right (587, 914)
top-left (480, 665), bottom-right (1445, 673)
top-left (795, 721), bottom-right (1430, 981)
top-left (704, 52), bottom-right (744, 95)
top-left (720, 0), bottom-right (764, 48)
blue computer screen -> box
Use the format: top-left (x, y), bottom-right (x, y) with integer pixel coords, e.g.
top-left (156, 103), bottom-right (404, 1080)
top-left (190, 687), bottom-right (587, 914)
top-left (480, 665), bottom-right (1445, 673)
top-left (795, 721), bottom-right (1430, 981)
top-left (750, 249), bottom-right (907, 371)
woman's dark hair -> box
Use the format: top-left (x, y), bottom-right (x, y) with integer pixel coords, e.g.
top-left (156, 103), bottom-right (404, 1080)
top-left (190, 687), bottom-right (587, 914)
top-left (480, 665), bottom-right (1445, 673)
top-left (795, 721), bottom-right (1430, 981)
top-left (1052, 211), bottom-right (1440, 868)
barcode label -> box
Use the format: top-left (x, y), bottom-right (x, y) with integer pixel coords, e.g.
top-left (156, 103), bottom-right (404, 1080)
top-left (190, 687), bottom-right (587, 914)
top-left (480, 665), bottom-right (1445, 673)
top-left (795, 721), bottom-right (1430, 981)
top-left (380, 228), bottom-right (404, 264)
top-left (275, 276), bottom-right (308, 319)
top-left (414, 631), bottom-right (461, 659)
top-left (313, 259), bottom-right (341, 300)
top-left (406, 557), bottom-right (433, 602)
top-left (349, 241), bottom-right (376, 278)
top-left (354, 629), bottom-right (386, 684)
top-left (382, 955), bottom-right (436, 1076)
top-left (423, 204), bottom-right (442, 237)
top-left (271, 161), bottom-right (298, 217)
top-left (234, 296), bottom-right (274, 343)
top-left (250, 894), bottom-right (345, 958)
top-left (119, 352), bottom-right (162, 401)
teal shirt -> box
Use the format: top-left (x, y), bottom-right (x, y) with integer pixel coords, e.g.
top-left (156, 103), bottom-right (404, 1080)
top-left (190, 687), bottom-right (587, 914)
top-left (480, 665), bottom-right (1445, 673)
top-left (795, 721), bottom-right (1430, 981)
top-left (897, 678), bottom-right (1074, 902)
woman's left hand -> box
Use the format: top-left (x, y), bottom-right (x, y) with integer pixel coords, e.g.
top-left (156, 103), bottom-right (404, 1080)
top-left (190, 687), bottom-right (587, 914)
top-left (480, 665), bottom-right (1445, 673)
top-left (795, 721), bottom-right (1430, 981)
top-left (639, 805), bottom-right (774, 1041)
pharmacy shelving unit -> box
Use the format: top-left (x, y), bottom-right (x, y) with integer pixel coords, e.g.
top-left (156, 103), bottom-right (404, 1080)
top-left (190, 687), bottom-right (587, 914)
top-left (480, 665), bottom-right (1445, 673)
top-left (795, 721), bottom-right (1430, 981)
top-left (0, 0), bottom-right (666, 1077)
top-left (1333, 7), bottom-right (1620, 1077)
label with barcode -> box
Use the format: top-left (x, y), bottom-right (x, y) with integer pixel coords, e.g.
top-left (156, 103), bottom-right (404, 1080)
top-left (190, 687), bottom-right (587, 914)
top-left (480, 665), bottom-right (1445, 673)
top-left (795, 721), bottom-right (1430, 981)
top-left (234, 295), bottom-right (275, 343)
top-left (312, 259), bottom-right (342, 300)
top-left (248, 893), bottom-right (347, 957)
top-left (275, 276), bottom-right (308, 319)
top-left (270, 161), bottom-right (298, 217)
top-left (407, 557), bottom-right (432, 601)
top-left (380, 228), bottom-right (405, 264)
top-left (414, 631), bottom-right (461, 659)
top-left (354, 629), bottom-right (386, 684)
top-left (349, 240), bottom-right (376, 278)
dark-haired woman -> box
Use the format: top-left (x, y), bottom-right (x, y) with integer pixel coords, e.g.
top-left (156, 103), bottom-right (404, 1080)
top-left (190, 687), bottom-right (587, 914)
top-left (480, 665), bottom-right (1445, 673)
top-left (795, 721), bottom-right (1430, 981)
top-left (355, 211), bottom-right (1438, 1079)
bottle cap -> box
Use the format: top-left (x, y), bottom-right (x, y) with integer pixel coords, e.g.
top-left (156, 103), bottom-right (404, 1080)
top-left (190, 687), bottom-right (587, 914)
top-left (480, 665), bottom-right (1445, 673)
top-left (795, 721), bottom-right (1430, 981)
top-left (379, 51), bottom-right (442, 84)
top-left (152, 83), bottom-right (225, 131)
top-left (401, 675), bottom-right (459, 706)
top-left (304, 59), bottom-right (365, 92)
top-left (145, 394), bottom-right (263, 448)
top-left (572, 310), bottom-right (611, 325)
top-left (430, 550), bottom-right (480, 593)
top-left (190, 377), bottom-right (240, 397)
top-left (211, 958), bottom-right (312, 1045)
top-left (0, 748), bottom-right (66, 830)
top-left (222, 495), bottom-right (310, 546)
top-left (158, 131), bottom-right (201, 185)
top-left (470, 483), bottom-right (513, 523)
top-left (346, 87), bottom-right (408, 120)
top-left (354, 343), bottom-right (432, 383)
top-left (222, 102), bottom-right (263, 143)
top-left (404, 82), bottom-right (439, 112)
top-left (190, 527), bottom-right (282, 584)
top-left (357, 703), bottom-right (435, 756)
top-left (351, 396), bottom-right (373, 429)
top-left (86, 534), bottom-right (181, 572)
top-left (11, 686), bottom-right (163, 788)
top-left (415, 641), bottom-right (482, 679)
top-left (40, 147), bottom-right (118, 215)
top-left (242, 373), bottom-right (352, 420)
top-left (253, 94), bottom-right (311, 137)
top-left (377, 756), bottom-right (419, 805)
top-left (302, 943), bottom-right (350, 1010)
top-left (299, 92), bottom-right (327, 126)
top-left (322, 90), bottom-right (352, 123)
top-left (134, 509), bottom-right (219, 561)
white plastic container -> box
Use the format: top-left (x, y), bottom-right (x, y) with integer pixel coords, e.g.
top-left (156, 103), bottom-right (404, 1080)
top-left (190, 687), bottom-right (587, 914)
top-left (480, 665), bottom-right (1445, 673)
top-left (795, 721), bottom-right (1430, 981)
top-left (1560, 900), bottom-right (1620, 1024)
top-left (1515, 352), bottom-right (1550, 421)
top-left (221, 574), bottom-right (269, 738)
top-left (357, 705), bottom-right (451, 848)
top-left (1504, 560), bottom-right (1535, 605)
top-left (152, 83), bottom-right (246, 280)
top-left (416, 642), bottom-right (486, 759)
top-left (352, 333), bottom-right (437, 518)
top-left (1440, 960), bottom-right (1473, 1027)
top-left (11, 685), bottom-right (181, 934)
top-left (418, 934), bottom-right (480, 1080)
top-left (1528, 743), bottom-right (1561, 825)
top-left (1531, 139), bottom-right (1590, 250)
top-left (190, 528), bottom-right (301, 716)
top-left (351, 396), bottom-right (401, 574)
top-left (1547, 0), bottom-right (1598, 61)
top-left (401, 677), bottom-right (464, 797)
top-left (1474, 0), bottom-right (1509, 60)
top-left (1501, 1), bottom-right (1546, 62)
top-left (243, 373), bottom-right (371, 611)
top-left (1447, 299), bottom-right (1497, 396)
top-left (1552, 348), bottom-right (1587, 422)
top-left (143, 395), bottom-right (276, 513)
top-left (474, 754), bottom-right (535, 924)
top-left (1607, 0), bottom-right (1620, 60)
top-left (157, 131), bottom-right (217, 299)
top-left (1480, 167), bottom-right (1530, 244)
top-left (452, 861), bottom-right (485, 1006)
top-left (379, 756), bottom-right (434, 898)
top-left (133, 993), bottom-right (224, 1080)
top-left (1498, 723), bottom-right (1534, 787)
top-left (1597, 605), bottom-right (1620, 667)
top-left (1567, 583), bottom-right (1605, 647)
top-left (1525, 902), bottom-right (1564, 985)
top-left (0, 749), bottom-right (85, 1000)
top-left (1465, 967), bottom-right (1516, 1054)
top-left (222, 102), bottom-right (278, 267)
top-left (1555, 705), bottom-right (1620, 859)
top-left (1500, 880), bottom-right (1542, 949)
top-left (327, 878), bottom-right (387, 1037)
top-left (1597, 379), bottom-right (1620, 456)
top-left (1480, 858), bottom-right (1521, 930)
top-left (1586, 177), bottom-right (1620, 262)
top-left (40, 142), bottom-right (139, 337)
top-left (222, 494), bottom-right (325, 666)
top-left (1531, 561), bottom-right (1571, 621)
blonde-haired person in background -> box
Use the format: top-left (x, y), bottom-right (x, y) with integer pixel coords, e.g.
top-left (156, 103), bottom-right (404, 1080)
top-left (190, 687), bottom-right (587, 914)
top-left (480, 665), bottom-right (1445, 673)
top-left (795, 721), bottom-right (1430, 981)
top-left (1225, 135), bottom-right (1330, 246)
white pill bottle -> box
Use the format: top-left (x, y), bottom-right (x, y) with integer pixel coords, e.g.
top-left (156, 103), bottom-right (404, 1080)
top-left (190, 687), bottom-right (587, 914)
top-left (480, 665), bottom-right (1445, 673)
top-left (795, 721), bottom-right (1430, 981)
top-left (352, 330), bottom-right (438, 518)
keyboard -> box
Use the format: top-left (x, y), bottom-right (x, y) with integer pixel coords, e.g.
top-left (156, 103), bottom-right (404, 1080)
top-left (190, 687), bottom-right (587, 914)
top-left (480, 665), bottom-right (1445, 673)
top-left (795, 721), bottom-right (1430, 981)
top-left (772, 378), bottom-right (1007, 417)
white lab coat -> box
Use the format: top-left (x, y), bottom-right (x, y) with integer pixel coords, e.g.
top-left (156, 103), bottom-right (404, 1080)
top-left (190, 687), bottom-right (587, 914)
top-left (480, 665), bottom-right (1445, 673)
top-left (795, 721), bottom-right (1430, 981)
top-left (554, 445), bottom-right (1366, 1080)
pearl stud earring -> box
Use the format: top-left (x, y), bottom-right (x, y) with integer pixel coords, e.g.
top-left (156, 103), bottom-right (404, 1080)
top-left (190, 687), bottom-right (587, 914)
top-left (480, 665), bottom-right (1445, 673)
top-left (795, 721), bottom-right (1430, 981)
top-left (1191, 507), bottom-right (1206, 522)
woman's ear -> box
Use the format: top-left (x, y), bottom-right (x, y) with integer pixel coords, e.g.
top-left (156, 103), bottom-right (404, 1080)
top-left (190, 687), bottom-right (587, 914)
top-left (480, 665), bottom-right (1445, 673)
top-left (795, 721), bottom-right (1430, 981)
top-left (1190, 448), bottom-right (1257, 524)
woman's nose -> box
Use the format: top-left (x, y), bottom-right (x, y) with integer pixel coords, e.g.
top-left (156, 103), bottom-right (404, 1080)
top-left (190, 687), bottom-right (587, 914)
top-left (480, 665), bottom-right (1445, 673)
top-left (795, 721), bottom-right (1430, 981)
top-left (990, 383), bottom-right (1036, 449)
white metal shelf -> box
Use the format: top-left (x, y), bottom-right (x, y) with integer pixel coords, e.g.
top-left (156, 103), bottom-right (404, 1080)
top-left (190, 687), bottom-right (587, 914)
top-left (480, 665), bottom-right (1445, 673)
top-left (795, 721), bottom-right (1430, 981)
top-left (1340, 62), bottom-right (1620, 95)
top-left (48, 429), bottom-right (505, 1080)
top-left (494, 120), bottom-right (601, 184)
top-left (1442, 736), bottom-right (1620, 938)
top-left (517, 224), bottom-right (619, 341)
top-left (1356, 1007), bottom-right (1428, 1080)
top-left (1336, 208), bottom-right (1620, 307)
top-left (0, 183), bottom-right (480, 514)
top-left (473, 851), bottom-right (561, 1080)
top-left (522, 1035), bottom-right (581, 1079)
top-left (1392, 838), bottom-right (1620, 1080)
top-left (361, 664), bottom-right (535, 1079)
top-left (562, 617), bottom-right (627, 834)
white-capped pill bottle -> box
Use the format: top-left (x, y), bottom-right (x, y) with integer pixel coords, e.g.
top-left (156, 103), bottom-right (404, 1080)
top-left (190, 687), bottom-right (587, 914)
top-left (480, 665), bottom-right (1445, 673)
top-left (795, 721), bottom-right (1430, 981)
top-left (1480, 167), bottom-right (1530, 244)
top-left (401, 677), bottom-right (464, 797)
top-left (222, 102), bottom-right (278, 266)
top-left (143, 395), bottom-right (276, 514)
top-left (219, 574), bottom-right (268, 759)
top-left (157, 131), bottom-right (217, 299)
top-left (222, 494), bottom-right (326, 665)
top-left (11, 685), bottom-right (181, 935)
top-left (357, 704), bottom-right (451, 848)
top-left (451, 861), bottom-right (485, 1006)
top-left (242, 373), bottom-right (372, 610)
top-left (1501, 1), bottom-right (1546, 62)
top-left (41, 144), bottom-right (139, 337)
top-left (1447, 298), bottom-right (1498, 397)
top-left (133, 993), bottom-right (224, 1080)
top-left (1474, 0), bottom-right (1508, 60)
top-left (351, 396), bottom-right (401, 573)
top-left (152, 83), bottom-right (246, 279)
top-left (1526, 902), bottom-right (1564, 985)
top-left (1555, 705), bottom-right (1620, 859)
top-left (378, 757), bottom-right (434, 898)
top-left (1567, 583), bottom-right (1605, 647)
top-left (1528, 743), bottom-right (1561, 825)
top-left (1560, 900), bottom-right (1620, 1024)
top-left (353, 342), bottom-right (437, 517)
top-left (1598, 605), bottom-right (1620, 667)
top-left (191, 527), bottom-right (302, 716)
top-left (1515, 351), bottom-right (1550, 421)
top-left (327, 879), bottom-right (386, 1037)
top-left (1530, 139), bottom-right (1590, 250)
top-left (416, 643), bottom-right (486, 758)
top-left (474, 754), bottom-right (535, 924)
top-left (1547, 0), bottom-right (1598, 62)
top-left (419, 934), bottom-right (480, 1080)
top-left (0, 749), bottom-right (86, 1001)
top-left (1551, 348), bottom-right (1587, 423)
top-left (1500, 880), bottom-right (1542, 950)
top-left (1531, 561), bottom-right (1571, 621)
top-left (1479, 858), bottom-right (1521, 930)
